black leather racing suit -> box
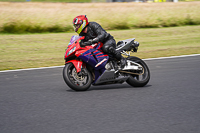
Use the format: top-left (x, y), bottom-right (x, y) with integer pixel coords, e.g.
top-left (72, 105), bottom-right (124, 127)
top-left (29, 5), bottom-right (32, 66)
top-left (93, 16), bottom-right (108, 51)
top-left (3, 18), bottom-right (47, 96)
top-left (79, 22), bottom-right (126, 68)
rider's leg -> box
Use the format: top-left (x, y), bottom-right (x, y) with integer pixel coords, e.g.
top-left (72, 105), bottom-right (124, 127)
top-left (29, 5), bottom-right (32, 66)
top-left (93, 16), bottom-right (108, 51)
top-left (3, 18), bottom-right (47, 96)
top-left (102, 39), bottom-right (126, 69)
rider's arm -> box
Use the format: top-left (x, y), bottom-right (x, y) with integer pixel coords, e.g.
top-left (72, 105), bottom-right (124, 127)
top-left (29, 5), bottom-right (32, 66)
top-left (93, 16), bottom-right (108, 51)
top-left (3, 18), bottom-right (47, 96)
top-left (90, 22), bottom-right (110, 43)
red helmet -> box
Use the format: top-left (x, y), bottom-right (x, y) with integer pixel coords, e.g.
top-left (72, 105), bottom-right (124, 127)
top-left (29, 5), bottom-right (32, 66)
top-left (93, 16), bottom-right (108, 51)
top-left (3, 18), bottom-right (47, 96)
top-left (73, 15), bottom-right (89, 34)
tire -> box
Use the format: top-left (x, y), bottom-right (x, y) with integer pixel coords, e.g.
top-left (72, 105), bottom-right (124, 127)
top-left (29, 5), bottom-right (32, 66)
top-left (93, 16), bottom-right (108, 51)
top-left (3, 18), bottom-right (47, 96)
top-left (126, 56), bottom-right (150, 87)
top-left (63, 63), bottom-right (92, 91)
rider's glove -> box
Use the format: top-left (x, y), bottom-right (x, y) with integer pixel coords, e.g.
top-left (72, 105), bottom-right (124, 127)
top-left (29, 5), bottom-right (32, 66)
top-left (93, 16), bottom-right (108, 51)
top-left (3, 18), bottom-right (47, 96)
top-left (80, 42), bottom-right (85, 47)
top-left (84, 40), bottom-right (92, 46)
top-left (81, 38), bottom-right (99, 47)
top-left (91, 38), bottom-right (99, 44)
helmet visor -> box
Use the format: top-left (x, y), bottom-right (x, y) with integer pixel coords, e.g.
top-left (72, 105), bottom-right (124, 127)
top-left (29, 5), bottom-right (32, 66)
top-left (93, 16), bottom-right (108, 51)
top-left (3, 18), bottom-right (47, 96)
top-left (73, 24), bottom-right (81, 32)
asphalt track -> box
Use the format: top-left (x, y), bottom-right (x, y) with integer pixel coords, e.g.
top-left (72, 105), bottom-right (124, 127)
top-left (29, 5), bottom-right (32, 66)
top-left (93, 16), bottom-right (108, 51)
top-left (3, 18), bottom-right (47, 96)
top-left (0, 55), bottom-right (200, 133)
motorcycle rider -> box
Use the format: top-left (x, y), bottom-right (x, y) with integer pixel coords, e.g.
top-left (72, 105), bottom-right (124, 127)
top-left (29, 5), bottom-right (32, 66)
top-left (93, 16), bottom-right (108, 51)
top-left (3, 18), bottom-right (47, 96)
top-left (72, 15), bottom-right (127, 69)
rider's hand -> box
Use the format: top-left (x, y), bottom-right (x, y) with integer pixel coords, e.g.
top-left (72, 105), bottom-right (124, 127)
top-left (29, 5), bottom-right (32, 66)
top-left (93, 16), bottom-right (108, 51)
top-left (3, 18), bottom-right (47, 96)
top-left (80, 42), bottom-right (87, 47)
top-left (81, 38), bottom-right (99, 47)
top-left (84, 40), bottom-right (92, 46)
top-left (80, 40), bottom-right (92, 47)
top-left (87, 38), bottom-right (99, 45)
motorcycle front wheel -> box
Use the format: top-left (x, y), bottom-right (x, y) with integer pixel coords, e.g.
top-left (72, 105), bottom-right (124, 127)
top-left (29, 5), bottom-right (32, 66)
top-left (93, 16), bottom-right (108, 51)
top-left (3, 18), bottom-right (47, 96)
top-left (126, 56), bottom-right (150, 87)
top-left (63, 63), bottom-right (92, 91)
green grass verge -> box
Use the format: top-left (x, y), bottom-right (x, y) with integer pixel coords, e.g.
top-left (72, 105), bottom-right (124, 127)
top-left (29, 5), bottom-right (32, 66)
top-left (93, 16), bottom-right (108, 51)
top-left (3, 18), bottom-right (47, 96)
top-left (1, 2), bottom-right (200, 33)
top-left (0, 25), bottom-right (200, 71)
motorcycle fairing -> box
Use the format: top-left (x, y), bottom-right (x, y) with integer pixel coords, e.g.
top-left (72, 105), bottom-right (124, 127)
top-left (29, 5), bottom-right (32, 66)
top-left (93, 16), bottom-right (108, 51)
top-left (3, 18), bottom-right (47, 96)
top-left (65, 35), bottom-right (116, 84)
top-left (93, 42), bottom-right (104, 50)
top-left (65, 36), bottom-right (85, 59)
top-left (93, 70), bottom-right (129, 85)
top-left (75, 43), bottom-right (109, 83)
top-left (77, 48), bottom-right (109, 70)
top-left (66, 59), bottom-right (85, 73)
top-left (116, 38), bottom-right (135, 51)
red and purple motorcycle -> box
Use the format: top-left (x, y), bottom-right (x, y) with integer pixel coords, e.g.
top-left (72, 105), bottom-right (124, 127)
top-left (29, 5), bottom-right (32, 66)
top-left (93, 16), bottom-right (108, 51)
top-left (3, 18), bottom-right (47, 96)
top-left (63, 35), bottom-right (150, 91)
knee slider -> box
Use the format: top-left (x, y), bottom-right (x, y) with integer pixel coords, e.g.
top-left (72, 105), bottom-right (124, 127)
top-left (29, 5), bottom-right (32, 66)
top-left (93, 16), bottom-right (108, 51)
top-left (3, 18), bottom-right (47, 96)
top-left (108, 46), bottom-right (116, 54)
top-left (102, 45), bottom-right (111, 53)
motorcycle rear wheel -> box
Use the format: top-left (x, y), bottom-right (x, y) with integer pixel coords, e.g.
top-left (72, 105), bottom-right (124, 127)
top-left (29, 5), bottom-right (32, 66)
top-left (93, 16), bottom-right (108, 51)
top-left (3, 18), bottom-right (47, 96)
top-left (63, 63), bottom-right (92, 91)
top-left (126, 56), bottom-right (150, 87)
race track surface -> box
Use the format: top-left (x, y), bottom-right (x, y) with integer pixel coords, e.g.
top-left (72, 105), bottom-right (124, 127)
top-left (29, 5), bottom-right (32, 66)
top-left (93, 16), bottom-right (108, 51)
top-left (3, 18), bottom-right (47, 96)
top-left (0, 55), bottom-right (200, 133)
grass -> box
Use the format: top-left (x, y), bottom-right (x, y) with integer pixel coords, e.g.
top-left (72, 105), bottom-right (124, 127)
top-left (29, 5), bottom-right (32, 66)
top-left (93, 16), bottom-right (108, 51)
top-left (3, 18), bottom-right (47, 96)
top-left (0, 0), bottom-right (94, 2)
top-left (0, 25), bottom-right (200, 71)
top-left (0, 2), bottom-right (200, 33)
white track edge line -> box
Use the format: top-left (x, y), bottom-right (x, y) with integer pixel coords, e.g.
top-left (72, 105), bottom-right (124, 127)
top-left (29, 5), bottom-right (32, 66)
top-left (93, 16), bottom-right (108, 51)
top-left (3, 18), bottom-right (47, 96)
top-left (1, 54), bottom-right (200, 73)
top-left (143, 54), bottom-right (200, 61)
top-left (0, 65), bottom-right (65, 73)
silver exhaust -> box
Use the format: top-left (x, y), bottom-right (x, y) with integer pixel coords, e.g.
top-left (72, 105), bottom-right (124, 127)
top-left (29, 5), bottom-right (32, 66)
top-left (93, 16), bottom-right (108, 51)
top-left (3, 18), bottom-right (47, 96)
top-left (122, 60), bottom-right (143, 71)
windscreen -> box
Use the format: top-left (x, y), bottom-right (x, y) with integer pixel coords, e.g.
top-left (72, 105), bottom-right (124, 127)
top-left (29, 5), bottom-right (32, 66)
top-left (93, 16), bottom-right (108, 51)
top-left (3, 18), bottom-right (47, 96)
top-left (68, 35), bottom-right (82, 46)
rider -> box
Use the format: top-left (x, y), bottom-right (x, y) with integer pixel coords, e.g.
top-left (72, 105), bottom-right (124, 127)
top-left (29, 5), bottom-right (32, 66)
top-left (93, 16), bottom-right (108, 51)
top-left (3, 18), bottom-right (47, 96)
top-left (72, 15), bottom-right (126, 69)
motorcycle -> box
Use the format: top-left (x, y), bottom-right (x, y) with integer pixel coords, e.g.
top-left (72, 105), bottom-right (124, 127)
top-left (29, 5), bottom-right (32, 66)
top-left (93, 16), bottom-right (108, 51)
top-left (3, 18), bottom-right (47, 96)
top-left (63, 35), bottom-right (150, 91)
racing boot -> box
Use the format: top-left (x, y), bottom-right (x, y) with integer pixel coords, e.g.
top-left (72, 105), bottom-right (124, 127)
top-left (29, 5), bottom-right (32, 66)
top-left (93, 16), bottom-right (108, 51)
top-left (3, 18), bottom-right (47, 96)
top-left (109, 47), bottom-right (127, 69)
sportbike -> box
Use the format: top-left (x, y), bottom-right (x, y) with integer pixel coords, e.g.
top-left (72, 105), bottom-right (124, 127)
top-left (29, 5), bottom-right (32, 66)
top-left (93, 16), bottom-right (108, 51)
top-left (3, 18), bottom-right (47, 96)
top-left (63, 35), bottom-right (150, 91)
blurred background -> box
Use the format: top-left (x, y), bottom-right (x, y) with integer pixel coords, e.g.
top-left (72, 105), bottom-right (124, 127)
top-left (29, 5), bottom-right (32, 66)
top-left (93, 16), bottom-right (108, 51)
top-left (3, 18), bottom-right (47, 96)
top-left (0, 0), bottom-right (197, 2)
top-left (1, 0), bottom-right (200, 33)
top-left (0, 0), bottom-right (199, 70)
